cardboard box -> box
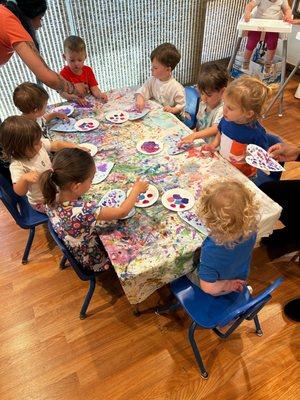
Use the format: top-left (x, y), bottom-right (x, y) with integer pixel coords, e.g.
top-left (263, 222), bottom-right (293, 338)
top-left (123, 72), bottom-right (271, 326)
top-left (231, 50), bottom-right (282, 85)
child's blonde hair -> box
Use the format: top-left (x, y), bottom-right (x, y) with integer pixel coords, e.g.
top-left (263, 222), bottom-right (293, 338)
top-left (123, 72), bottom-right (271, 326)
top-left (225, 76), bottom-right (277, 121)
top-left (63, 35), bottom-right (86, 54)
top-left (197, 179), bottom-right (259, 247)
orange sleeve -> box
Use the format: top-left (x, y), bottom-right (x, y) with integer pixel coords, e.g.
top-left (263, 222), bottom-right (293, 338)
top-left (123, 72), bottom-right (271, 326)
top-left (0, 5), bottom-right (33, 65)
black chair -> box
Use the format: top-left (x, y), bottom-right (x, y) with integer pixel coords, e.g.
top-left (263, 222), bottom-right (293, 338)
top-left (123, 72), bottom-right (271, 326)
top-left (0, 174), bottom-right (48, 264)
top-left (48, 221), bottom-right (102, 319)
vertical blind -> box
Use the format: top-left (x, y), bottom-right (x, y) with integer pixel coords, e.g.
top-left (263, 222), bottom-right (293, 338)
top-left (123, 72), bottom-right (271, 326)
top-left (0, 0), bottom-right (245, 118)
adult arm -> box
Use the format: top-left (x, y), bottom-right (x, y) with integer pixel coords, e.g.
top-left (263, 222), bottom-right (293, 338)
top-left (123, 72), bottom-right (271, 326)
top-left (13, 41), bottom-right (75, 94)
top-left (268, 142), bottom-right (300, 162)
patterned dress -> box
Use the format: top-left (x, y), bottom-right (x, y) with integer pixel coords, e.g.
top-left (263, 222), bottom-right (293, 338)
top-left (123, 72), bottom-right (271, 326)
top-left (47, 199), bottom-right (110, 272)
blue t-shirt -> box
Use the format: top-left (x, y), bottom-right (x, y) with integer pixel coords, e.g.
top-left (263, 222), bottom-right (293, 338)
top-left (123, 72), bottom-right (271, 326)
top-left (198, 234), bottom-right (257, 283)
top-left (218, 118), bottom-right (269, 177)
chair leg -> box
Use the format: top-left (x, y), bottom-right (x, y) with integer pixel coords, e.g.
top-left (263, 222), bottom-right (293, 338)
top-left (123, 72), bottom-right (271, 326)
top-left (155, 301), bottom-right (181, 315)
top-left (22, 227), bottom-right (35, 264)
top-left (59, 255), bottom-right (68, 269)
top-left (253, 315), bottom-right (263, 336)
top-left (188, 321), bottom-right (209, 379)
top-left (79, 277), bottom-right (96, 319)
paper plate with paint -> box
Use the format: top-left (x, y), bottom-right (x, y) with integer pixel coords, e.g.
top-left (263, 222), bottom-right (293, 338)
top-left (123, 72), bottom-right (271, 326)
top-left (79, 143), bottom-right (98, 156)
top-left (246, 144), bottom-right (284, 172)
top-left (125, 106), bottom-right (150, 121)
top-left (74, 118), bottom-right (99, 132)
top-left (164, 133), bottom-right (193, 155)
top-left (136, 139), bottom-right (163, 155)
top-left (105, 110), bottom-right (129, 124)
top-left (98, 189), bottom-right (135, 219)
top-left (50, 117), bottom-right (77, 132)
top-left (52, 104), bottom-right (74, 116)
top-left (178, 210), bottom-right (208, 235)
top-left (128, 184), bottom-right (159, 208)
top-left (161, 188), bottom-right (195, 212)
top-left (92, 161), bottom-right (114, 184)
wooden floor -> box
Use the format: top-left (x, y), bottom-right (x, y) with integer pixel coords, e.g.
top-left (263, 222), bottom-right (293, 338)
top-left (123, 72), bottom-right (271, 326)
top-left (0, 80), bottom-right (299, 400)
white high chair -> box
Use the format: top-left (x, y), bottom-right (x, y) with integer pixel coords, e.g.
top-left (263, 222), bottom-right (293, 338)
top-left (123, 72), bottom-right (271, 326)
top-left (227, 12), bottom-right (292, 117)
top-left (263, 31), bottom-right (300, 117)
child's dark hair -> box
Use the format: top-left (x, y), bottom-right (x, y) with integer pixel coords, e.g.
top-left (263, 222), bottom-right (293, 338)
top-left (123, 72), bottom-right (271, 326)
top-left (0, 116), bottom-right (42, 161)
top-left (13, 82), bottom-right (49, 114)
top-left (40, 148), bottom-right (95, 206)
top-left (197, 62), bottom-right (229, 94)
top-left (63, 35), bottom-right (86, 54)
top-left (150, 43), bottom-right (181, 70)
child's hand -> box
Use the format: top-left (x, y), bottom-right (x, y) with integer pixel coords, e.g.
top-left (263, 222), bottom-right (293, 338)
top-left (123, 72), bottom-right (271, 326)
top-left (54, 112), bottom-right (69, 121)
top-left (228, 279), bottom-right (246, 293)
top-left (163, 105), bottom-right (175, 113)
top-left (200, 144), bottom-right (216, 154)
top-left (24, 171), bottom-right (40, 183)
top-left (99, 92), bottom-right (108, 103)
top-left (179, 133), bottom-right (196, 147)
top-left (135, 96), bottom-right (145, 112)
top-left (132, 177), bottom-right (149, 195)
top-left (244, 13), bottom-right (251, 22)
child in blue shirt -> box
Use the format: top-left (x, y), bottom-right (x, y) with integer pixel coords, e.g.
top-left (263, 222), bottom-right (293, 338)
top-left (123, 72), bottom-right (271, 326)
top-left (194, 179), bottom-right (259, 296)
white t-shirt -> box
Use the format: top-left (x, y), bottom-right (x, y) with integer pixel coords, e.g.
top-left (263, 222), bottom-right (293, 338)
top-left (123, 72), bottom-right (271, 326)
top-left (135, 76), bottom-right (185, 112)
top-left (253, 0), bottom-right (288, 20)
top-left (10, 138), bottom-right (52, 205)
top-left (196, 101), bottom-right (223, 144)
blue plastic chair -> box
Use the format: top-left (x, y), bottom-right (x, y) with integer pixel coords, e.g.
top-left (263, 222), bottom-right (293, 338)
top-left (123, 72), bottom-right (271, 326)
top-left (157, 275), bottom-right (283, 379)
top-left (0, 174), bottom-right (48, 264)
top-left (48, 221), bottom-right (103, 319)
top-left (183, 86), bottom-right (200, 129)
top-left (254, 133), bottom-right (284, 187)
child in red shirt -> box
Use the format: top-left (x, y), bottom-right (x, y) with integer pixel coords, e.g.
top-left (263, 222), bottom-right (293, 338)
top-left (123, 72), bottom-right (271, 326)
top-left (60, 36), bottom-right (108, 106)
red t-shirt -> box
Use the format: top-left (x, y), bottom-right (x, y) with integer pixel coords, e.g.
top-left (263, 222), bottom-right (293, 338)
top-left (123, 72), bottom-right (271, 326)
top-left (0, 5), bottom-right (33, 66)
top-left (60, 65), bottom-right (98, 88)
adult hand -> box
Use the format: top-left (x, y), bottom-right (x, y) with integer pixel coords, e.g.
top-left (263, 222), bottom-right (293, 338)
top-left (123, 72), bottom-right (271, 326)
top-left (74, 82), bottom-right (89, 97)
top-left (75, 96), bottom-right (88, 107)
top-left (268, 142), bottom-right (300, 162)
top-left (99, 92), bottom-right (108, 103)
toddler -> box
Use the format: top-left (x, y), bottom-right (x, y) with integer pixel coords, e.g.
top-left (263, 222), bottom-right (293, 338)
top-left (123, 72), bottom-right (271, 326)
top-left (202, 76), bottom-right (276, 178)
top-left (135, 43), bottom-right (185, 115)
top-left (60, 35), bottom-right (108, 106)
top-left (194, 179), bottom-right (259, 296)
top-left (180, 62), bottom-right (228, 146)
top-left (243, 0), bottom-right (292, 73)
top-left (13, 82), bottom-right (68, 137)
top-left (0, 116), bottom-right (81, 212)
top-left (40, 148), bottom-right (148, 272)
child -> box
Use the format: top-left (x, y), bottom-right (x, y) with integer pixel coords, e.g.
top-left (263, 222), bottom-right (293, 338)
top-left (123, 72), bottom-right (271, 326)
top-left (60, 35), bottom-right (108, 106)
top-left (194, 179), bottom-right (259, 296)
top-left (135, 43), bottom-right (185, 115)
top-left (179, 62), bottom-right (228, 146)
top-left (243, 0), bottom-right (292, 73)
top-left (40, 148), bottom-right (148, 272)
top-left (13, 82), bottom-right (68, 136)
top-left (201, 76), bottom-right (276, 179)
top-left (0, 116), bottom-right (82, 213)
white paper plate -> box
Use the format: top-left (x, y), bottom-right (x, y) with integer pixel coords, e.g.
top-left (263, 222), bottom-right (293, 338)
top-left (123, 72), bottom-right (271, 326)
top-left (161, 188), bottom-right (195, 212)
top-left (52, 104), bottom-right (74, 116)
top-left (126, 107), bottom-right (150, 121)
top-left (74, 118), bottom-right (99, 132)
top-left (92, 161), bottom-right (114, 184)
top-left (127, 184), bottom-right (159, 208)
top-left (79, 143), bottom-right (98, 157)
top-left (50, 117), bottom-right (77, 132)
top-left (246, 144), bottom-right (284, 172)
top-left (136, 139), bottom-right (163, 155)
top-left (105, 110), bottom-right (129, 124)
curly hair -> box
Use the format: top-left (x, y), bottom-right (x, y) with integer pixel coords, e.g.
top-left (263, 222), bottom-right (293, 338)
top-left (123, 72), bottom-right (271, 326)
top-left (196, 179), bottom-right (260, 247)
top-left (224, 75), bottom-right (277, 121)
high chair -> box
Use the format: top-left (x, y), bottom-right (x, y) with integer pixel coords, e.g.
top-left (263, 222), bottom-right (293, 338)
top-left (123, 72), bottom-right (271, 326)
top-left (156, 275), bottom-right (283, 379)
top-left (227, 11), bottom-right (292, 117)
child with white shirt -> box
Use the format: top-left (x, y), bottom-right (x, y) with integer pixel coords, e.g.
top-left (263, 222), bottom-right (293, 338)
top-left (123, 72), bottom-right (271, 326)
top-left (135, 43), bottom-right (185, 115)
top-left (13, 82), bottom-right (68, 138)
top-left (0, 116), bottom-right (81, 213)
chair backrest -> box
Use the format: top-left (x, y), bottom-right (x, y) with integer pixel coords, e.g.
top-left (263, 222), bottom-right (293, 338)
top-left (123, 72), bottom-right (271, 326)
top-left (184, 86), bottom-right (200, 129)
top-left (218, 277), bottom-right (284, 327)
top-left (47, 221), bottom-right (94, 281)
top-left (0, 174), bottom-right (35, 229)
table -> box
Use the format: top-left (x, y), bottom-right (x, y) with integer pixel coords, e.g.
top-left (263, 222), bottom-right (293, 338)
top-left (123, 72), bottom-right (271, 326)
top-left (50, 87), bottom-right (282, 305)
